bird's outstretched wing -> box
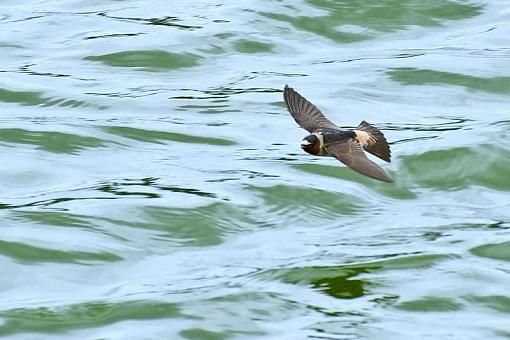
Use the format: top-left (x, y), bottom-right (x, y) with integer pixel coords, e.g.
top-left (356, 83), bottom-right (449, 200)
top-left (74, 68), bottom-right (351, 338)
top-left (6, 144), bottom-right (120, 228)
top-left (283, 85), bottom-right (338, 132)
top-left (325, 138), bottom-right (393, 182)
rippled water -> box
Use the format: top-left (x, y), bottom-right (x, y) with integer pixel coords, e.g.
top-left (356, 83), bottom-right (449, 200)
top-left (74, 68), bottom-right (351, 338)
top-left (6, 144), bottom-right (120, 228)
top-left (1, 1), bottom-right (510, 339)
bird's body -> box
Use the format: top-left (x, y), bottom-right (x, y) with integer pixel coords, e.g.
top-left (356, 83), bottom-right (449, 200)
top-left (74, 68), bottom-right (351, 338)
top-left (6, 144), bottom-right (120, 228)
top-left (283, 85), bottom-right (393, 183)
top-left (301, 129), bottom-right (355, 156)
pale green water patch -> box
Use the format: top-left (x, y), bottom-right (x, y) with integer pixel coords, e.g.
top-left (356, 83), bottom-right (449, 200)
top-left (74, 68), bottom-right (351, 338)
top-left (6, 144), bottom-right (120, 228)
top-left (400, 144), bottom-right (510, 191)
top-left (8, 209), bottom-right (132, 244)
top-left (12, 211), bottom-right (94, 228)
top-left (232, 39), bottom-right (275, 54)
top-left (181, 292), bottom-right (300, 337)
top-left (470, 241), bottom-right (510, 262)
top-left (0, 239), bottom-right (122, 264)
top-left (0, 88), bottom-right (88, 107)
top-left (8, 210), bottom-right (130, 242)
top-left (262, 12), bottom-right (367, 43)
top-left (180, 328), bottom-right (230, 340)
top-left (0, 88), bottom-right (47, 106)
top-left (196, 44), bottom-right (226, 55)
top-left (262, 0), bottom-right (482, 43)
top-left (395, 296), bottom-right (463, 312)
top-left (84, 50), bottom-right (202, 70)
top-left (388, 68), bottom-right (510, 94)
top-left (293, 163), bottom-right (415, 199)
top-left (1, 0), bottom-right (509, 338)
top-left (103, 126), bottom-right (236, 146)
top-left (0, 128), bottom-right (107, 154)
top-left (0, 42), bottom-right (23, 49)
top-left (0, 300), bottom-right (182, 337)
top-left (249, 184), bottom-right (365, 219)
top-left (132, 203), bottom-right (261, 246)
top-left (466, 295), bottom-right (510, 313)
top-left (176, 103), bottom-right (234, 114)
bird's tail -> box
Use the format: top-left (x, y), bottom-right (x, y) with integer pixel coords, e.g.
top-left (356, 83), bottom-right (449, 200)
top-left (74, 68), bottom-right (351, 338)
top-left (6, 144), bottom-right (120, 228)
top-left (354, 121), bottom-right (391, 162)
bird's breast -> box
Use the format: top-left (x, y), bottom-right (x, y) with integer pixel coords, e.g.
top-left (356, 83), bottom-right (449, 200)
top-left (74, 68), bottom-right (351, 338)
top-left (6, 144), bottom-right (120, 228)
top-left (302, 140), bottom-right (323, 155)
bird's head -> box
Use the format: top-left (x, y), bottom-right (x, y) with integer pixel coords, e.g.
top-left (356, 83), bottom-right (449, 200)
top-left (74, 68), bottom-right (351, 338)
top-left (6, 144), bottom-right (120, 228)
top-left (301, 133), bottom-right (322, 155)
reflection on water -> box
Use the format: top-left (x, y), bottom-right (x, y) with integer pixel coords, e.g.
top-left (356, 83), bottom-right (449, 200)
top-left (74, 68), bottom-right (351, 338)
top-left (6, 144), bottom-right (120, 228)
top-left (85, 51), bottom-right (203, 70)
top-left (389, 67), bottom-right (510, 94)
top-left (0, 128), bottom-right (106, 153)
top-left (262, 0), bottom-right (483, 42)
top-left (1, 0), bottom-right (510, 339)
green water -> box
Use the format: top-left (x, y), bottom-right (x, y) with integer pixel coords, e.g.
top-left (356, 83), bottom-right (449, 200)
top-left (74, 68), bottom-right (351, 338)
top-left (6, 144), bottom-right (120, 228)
top-left (1, 1), bottom-right (509, 339)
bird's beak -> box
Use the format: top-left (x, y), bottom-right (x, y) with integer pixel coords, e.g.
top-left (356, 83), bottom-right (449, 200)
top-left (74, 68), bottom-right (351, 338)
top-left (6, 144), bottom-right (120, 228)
top-left (301, 140), bottom-right (311, 147)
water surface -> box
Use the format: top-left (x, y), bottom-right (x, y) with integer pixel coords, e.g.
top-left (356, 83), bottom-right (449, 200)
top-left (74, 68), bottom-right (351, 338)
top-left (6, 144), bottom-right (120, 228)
top-left (1, 1), bottom-right (509, 339)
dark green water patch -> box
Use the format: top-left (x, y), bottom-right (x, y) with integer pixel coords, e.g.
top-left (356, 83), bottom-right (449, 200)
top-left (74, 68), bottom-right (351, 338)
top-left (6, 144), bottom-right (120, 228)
top-left (395, 296), bottom-right (463, 312)
top-left (192, 86), bottom-right (281, 99)
top-left (158, 185), bottom-right (217, 198)
top-left (258, 254), bottom-right (450, 298)
top-left (84, 50), bottom-right (202, 70)
top-left (84, 32), bottom-right (144, 40)
top-left (293, 163), bottom-right (414, 199)
top-left (0, 239), bottom-right (122, 264)
top-left (97, 13), bottom-right (202, 30)
top-left (94, 178), bottom-right (218, 200)
top-left (400, 144), bottom-right (510, 190)
top-left (0, 300), bottom-right (181, 336)
top-left (470, 241), bottom-right (510, 261)
top-left (388, 68), bottom-right (510, 94)
top-left (0, 197), bottom-right (119, 210)
top-left (0, 128), bottom-right (107, 154)
top-left (97, 181), bottom-right (160, 199)
top-left (103, 126), bottom-right (236, 146)
top-left (262, 0), bottom-right (482, 43)
top-left (310, 268), bottom-right (367, 299)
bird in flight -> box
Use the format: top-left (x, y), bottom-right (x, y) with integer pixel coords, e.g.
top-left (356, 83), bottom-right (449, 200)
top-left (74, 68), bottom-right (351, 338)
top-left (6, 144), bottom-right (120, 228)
top-left (283, 85), bottom-right (393, 182)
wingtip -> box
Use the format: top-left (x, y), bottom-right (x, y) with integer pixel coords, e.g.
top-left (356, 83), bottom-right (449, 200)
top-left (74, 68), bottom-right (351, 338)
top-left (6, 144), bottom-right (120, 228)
top-left (370, 170), bottom-right (394, 183)
top-left (380, 168), bottom-right (394, 183)
top-left (283, 85), bottom-right (296, 103)
top-left (382, 175), bottom-right (394, 183)
top-left (367, 169), bottom-right (394, 183)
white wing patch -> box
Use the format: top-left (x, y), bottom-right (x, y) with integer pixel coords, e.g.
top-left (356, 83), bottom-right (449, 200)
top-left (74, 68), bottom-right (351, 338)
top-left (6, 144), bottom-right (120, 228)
top-left (354, 130), bottom-right (371, 147)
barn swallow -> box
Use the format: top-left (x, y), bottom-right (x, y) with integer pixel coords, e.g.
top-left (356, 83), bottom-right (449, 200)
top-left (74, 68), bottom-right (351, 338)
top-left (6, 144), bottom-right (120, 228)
top-left (283, 85), bottom-right (393, 182)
